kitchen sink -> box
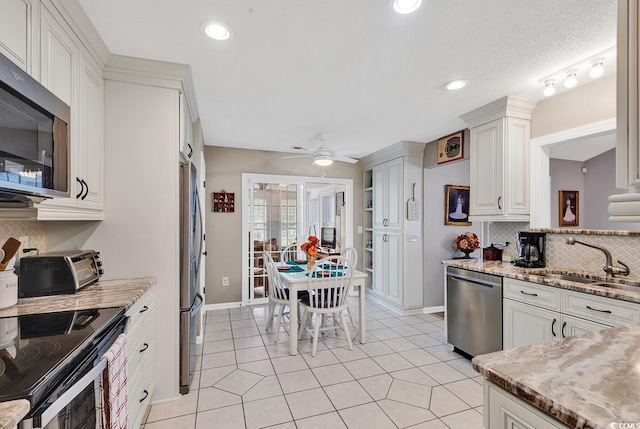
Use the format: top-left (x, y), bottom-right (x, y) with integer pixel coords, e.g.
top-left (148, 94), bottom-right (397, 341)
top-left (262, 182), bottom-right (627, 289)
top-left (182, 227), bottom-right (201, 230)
top-left (591, 282), bottom-right (640, 292)
top-left (533, 272), bottom-right (597, 284)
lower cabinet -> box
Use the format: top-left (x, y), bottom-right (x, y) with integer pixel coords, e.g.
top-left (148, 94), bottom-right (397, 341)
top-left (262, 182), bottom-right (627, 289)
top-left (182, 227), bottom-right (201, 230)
top-left (485, 381), bottom-right (570, 429)
top-left (372, 230), bottom-right (403, 305)
top-left (125, 288), bottom-right (155, 429)
top-left (503, 278), bottom-right (639, 349)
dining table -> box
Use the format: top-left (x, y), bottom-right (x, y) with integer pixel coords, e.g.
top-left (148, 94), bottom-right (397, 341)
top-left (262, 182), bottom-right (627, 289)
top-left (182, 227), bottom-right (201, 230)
top-left (276, 262), bottom-right (368, 355)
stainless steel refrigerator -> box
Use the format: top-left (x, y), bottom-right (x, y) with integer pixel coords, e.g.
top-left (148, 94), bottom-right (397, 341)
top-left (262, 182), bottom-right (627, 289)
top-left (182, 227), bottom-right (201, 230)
top-left (179, 161), bottom-right (204, 394)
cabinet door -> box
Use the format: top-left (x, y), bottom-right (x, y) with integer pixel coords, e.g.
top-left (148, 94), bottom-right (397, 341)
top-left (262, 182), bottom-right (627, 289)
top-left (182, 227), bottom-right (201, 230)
top-left (179, 94), bottom-right (194, 161)
top-left (0, 0), bottom-right (33, 73)
top-left (76, 58), bottom-right (104, 208)
top-left (40, 5), bottom-right (76, 106)
top-left (384, 231), bottom-right (403, 305)
top-left (470, 119), bottom-right (503, 216)
top-left (503, 299), bottom-right (557, 349)
top-left (560, 314), bottom-right (610, 339)
top-left (371, 231), bottom-right (386, 297)
top-left (385, 158), bottom-right (403, 229)
top-left (372, 165), bottom-right (386, 228)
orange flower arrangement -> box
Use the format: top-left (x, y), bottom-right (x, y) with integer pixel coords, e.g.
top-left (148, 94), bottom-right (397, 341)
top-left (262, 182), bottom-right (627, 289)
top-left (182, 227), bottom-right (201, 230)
top-left (453, 232), bottom-right (480, 251)
top-left (300, 235), bottom-right (320, 257)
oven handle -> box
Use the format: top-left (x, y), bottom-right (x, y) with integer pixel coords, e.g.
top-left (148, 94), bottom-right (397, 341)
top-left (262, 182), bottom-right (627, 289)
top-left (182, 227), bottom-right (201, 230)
top-left (35, 358), bottom-right (107, 428)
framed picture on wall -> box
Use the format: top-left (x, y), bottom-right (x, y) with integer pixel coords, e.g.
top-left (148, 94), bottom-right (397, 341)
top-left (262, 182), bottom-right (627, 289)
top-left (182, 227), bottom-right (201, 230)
top-left (559, 190), bottom-right (579, 227)
top-left (445, 185), bottom-right (471, 225)
top-left (437, 130), bottom-right (464, 165)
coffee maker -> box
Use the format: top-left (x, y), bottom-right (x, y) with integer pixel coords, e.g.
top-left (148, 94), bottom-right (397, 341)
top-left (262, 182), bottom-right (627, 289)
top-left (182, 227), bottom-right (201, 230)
top-left (514, 231), bottom-right (546, 268)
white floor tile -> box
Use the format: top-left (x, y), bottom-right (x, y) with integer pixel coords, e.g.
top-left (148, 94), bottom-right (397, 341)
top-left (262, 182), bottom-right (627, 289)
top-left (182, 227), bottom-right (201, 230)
top-left (147, 391), bottom-right (199, 423)
top-left (311, 363), bottom-right (355, 386)
top-left (418, 362), bottom-right (467, 384)
top-left (302, 349), bottom-right (340, 368)
top-left (214, 369), bottom-right (263, 395)
top-left (235, 346), bottom-right (270, 363)
top-left (342, 357), bottom-right (386, 379)
top-left (238, 359), bottom-right (276, 376)
top-left (428, 386), bottom-right (471, 418)
top-left (277, 369), bottom-right (321, 394)
top-left (285, 387), bottom-right (335, 420)
top-left (357, 373), bottom-right (393, 401)
top-left (144, 414), bottom-right (196, 429)
top-left (386, 379), bottom-right (432, 409)
top-left (338, 402), bottom-right (397, 429)
top-left (199, 365), bottom-right (236, 388)
top-left (295, 411), bottom-right (347, 429)
top-left (323, 380), bottom-right (374, 410)
top-left (440, 408), bottom-right (484, 429)
top-left (271, 354), bottom-right (309, 374)
top-left (243, 396), bottom-right (293, 429)
top-left (389, 368), bottom-right (438, 387)
top-left (242, 375), bottom-right (284, 402)
top-left (377, 399), bottom-right (436, 428)
top-left (197, 387), bottom-right (241, 412)
top-left (195, 404), bottom-right (245, 429)
top-left (372, 353), bottom-right (414, 372)
top-left (444, 379), bottom-right (483, 408)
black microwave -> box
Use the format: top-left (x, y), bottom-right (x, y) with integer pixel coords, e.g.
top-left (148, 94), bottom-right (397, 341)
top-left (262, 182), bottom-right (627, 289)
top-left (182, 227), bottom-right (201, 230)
top-left (0, 52), bottom-right (69, 201)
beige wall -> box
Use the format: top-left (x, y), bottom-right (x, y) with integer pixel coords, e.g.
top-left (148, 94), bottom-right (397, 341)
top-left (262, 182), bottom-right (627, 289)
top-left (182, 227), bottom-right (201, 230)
top-left (204, 146), bottom-right (363, 304)
top-left (531, 74), bottom-right (615, 138)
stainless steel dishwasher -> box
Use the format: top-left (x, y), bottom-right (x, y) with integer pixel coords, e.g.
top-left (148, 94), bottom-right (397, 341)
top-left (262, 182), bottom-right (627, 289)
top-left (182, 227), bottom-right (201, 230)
top-left (446, 266), bottom-right (503, 357)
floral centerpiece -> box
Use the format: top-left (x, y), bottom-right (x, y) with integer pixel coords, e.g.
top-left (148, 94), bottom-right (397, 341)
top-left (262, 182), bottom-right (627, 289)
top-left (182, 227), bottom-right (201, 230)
top-left (300, 235), bottom-right (320, 269)
top-left (453, 232), bottom-right (480, 258)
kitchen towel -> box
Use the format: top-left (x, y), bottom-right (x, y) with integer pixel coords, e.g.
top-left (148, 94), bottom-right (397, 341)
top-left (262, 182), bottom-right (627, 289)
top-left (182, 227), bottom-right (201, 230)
top-left (100, 333), bottom-right (128, 429)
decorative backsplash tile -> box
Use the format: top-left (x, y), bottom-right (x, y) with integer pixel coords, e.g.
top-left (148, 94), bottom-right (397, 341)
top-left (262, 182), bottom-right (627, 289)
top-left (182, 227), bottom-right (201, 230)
top-left (0, 221), bottom-right (46, 254)
top-left (488, 222), bottom-right (529, 257)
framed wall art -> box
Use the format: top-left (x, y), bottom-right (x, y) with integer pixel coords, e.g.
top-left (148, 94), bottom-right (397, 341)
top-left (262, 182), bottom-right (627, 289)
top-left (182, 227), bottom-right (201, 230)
top-left (213, 191), bottom-right (235, 212)
top-left (559, 190), bottom-right (579, 227)
top-left (445, 185), bottom-right (471, 226)
top-left (437, 130), bottom-right (464, 165)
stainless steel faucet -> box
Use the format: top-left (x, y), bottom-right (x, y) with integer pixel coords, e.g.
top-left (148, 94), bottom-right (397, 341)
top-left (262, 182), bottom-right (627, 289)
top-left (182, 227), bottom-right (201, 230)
top-left (566, 238), bottom-right (630, 277)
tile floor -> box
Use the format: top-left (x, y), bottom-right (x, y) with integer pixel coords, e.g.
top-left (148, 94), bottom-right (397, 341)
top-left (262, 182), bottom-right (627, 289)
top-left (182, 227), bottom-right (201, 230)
top-left (142, 296), bottom-right (484, 429)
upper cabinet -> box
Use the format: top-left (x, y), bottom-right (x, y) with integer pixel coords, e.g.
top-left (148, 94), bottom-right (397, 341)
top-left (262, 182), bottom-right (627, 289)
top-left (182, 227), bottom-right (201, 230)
top-left (0, 0), bottom-right (36, 75)
top-left (372, 158), bottom-right (403, 230)
top-left (0, 0), bottom-right (109, 220)
top-left (461, 96), bottom-right (536, 222)
top-left (609, 0), bottom-right (640, 221)
top-left (179, 94), bottom-right (194, 161)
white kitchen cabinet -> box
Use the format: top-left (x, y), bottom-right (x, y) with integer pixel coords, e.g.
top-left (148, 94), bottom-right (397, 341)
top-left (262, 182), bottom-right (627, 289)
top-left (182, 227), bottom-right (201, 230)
top-left (486, 381), bottom-right (570, 429)
top-left (372, 230), bottom-right (403, 305)
top-left (503, 278), bottom-right (639, 349)
top-left (125, 288), bottom-right (155, 429)
top-left (0, 0), bottom-right (36, 74)
top-left (362, 141), bottom-right (425, 315)
top-left (372, 158), bottom-right (403, 230)
top-left (461, 96), bottom-right (535, 222)
top-left (39, 2), bottom-right (75, 106)
top-left (609, 0), bottom-right (640, 220)
top-left (179, 93), bottom-right (194, 161)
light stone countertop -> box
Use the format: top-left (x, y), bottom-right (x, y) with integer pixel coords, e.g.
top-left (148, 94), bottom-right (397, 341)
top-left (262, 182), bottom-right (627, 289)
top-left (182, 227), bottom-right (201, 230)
top-left (472, 323), bottom-right (640, 429)
top-left (0, 277), bottom-right (156, 424)
top-left (0, 400), bottom-right (29, 429)
top-left (0, 277), bottom-right (156, 317)
top-left (442, 259), bottom-right (640, 304)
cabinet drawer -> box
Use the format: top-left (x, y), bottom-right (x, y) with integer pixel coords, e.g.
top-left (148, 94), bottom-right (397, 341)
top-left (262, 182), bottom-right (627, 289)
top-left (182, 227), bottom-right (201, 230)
top-left (126, 289), bottom-right (155, 333)
top-left (562, 291), bottom-right (640, 326)
top-left (127, 317), bottom-right (154, 375)
top-left (128, 354), bottom-right (154, 429)
top-left (503, 279), bottom-right (561, 311)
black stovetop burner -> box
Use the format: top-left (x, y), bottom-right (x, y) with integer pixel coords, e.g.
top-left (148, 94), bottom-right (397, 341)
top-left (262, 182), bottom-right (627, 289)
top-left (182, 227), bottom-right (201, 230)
top-left (0, 307), bottom-right (125, 405)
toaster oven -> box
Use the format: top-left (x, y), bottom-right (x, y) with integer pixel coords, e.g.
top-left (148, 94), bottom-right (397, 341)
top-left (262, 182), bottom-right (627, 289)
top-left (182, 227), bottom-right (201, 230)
top-left (19, 250), bottom-right (103, 297)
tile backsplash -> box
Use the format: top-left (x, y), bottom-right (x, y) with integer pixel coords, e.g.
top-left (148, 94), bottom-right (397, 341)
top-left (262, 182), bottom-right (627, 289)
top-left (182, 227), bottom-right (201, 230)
top-left (488, 222), bottom-right (529, 258)
top-left (0, 221), bottom-right (46, 253)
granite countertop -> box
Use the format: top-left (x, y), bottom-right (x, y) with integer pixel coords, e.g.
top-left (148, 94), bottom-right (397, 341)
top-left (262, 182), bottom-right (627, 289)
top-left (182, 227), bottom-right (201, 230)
top-left (0, 277), bottom-right (156, 425)
top-left (442, 259), bottom-right (640, 304)
top-left (472, 323), bottom-right (640, 429)
top-left (0, 400), bottom-right (29, 429)
top-left (0, 277), bottom-right (156, 317)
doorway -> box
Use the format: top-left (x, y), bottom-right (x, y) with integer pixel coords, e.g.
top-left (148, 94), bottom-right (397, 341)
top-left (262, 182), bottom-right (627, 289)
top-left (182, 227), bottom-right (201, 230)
top-left (241, 173), bottom-right (353, 305)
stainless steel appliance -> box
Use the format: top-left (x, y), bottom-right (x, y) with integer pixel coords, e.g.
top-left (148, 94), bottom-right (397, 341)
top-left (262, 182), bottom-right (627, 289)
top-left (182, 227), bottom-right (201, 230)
top-left (0, 307), bottom-right (127, 429)
top-left (179, 161), bottom-right (204, 394)
top-left (514, 231), bottom-right (546, 268)
top-left (0, 51), bottom-right (70, 201)
top-left (19, 250), bottom-right (103, 297)
top-left (446, 266), bottom-right (502, 357)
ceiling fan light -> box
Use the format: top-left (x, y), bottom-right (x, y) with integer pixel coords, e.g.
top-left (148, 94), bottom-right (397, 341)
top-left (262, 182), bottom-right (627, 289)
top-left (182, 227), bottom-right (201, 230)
top-left (202, 22), bottom-right (233, 41)
top-left (313, 158), bottom-right (333, 166)
top-left (392, 0), bottom-right (422, 14)
top-left (589, 59), bottom-right (605, 78)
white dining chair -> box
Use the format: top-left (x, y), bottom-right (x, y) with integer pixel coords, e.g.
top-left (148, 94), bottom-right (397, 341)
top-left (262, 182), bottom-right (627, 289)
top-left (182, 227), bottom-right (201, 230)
top-left (341, 247), bottom-right (358, 328)
top-left (263, 251), bottom-right (290, 342)
top-left (297, 255), bottom-right (354, 356)
top-left (281, 244), bottom-right (299, 263)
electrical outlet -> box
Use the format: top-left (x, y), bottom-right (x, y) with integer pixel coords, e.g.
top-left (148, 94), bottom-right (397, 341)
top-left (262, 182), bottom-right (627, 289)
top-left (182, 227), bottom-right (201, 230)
top-left (222, 277), bottom-right (229, 287)
top-left (18, 236), bottom-right (28, 256)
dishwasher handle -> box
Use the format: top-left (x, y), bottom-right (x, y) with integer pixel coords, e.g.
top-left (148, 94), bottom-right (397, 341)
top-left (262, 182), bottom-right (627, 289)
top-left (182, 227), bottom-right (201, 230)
top-left (447, 274), bottom-right (500, 289)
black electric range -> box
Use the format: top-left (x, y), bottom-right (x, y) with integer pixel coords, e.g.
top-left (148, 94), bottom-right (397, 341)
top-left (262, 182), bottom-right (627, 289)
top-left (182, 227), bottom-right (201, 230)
top-left (0, 307), bottom-right (126, 409)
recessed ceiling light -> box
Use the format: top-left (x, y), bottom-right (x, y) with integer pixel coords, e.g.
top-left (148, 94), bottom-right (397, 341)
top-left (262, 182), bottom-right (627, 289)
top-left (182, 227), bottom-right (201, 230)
top-left (202, 22), bottom-right (233, 41)
top-left (392, 0), bottom-right (422, 14)
top-left (444, 80), bottom-right (468, 91)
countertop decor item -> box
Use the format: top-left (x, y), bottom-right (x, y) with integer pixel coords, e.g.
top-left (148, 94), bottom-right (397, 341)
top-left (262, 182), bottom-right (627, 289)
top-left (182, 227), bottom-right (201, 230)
top-left (300, 235), bottom-right (320, 270)
top-left (453, 232), bottom-right (479, 258)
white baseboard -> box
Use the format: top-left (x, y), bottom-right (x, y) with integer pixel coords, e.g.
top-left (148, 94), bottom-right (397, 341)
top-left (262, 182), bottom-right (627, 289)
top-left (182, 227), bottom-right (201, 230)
top-left (423, 306), bottom-right (444, 314)
top-left (203, 302), bottom-right (243, 312)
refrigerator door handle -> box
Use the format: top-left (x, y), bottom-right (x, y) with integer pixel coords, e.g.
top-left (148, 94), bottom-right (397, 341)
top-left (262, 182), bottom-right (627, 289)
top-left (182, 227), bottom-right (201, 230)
top-left (191, 293), bottom-right (204, 315)
top-left (194, 187), bottom-right (205, 278)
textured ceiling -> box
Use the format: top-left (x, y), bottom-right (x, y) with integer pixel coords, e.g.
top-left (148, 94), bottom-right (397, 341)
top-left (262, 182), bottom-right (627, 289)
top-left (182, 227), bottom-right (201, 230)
top-left (77, 0), bottom-right (617, 159)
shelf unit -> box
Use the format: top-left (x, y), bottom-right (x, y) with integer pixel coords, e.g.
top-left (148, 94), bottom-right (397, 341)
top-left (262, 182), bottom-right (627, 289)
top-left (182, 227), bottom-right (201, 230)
top-left (363, 173), bottom-right (374, 287)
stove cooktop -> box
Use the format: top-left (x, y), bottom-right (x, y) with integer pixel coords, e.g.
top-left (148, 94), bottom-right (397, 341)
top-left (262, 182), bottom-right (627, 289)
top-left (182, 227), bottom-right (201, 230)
top-left (0, 307), bottom-right (125, 404)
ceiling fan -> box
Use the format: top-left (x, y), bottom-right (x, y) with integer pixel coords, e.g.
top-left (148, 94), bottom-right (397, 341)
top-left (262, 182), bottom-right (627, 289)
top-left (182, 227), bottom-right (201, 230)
top-left (282, 134), bottom-right (358, 166)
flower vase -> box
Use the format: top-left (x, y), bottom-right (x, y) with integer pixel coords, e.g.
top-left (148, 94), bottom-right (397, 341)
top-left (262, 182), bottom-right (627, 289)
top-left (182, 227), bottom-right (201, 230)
top-left (460, 249), bottom-right (473, 259)
top-left (307, 256), bottom-right (316, 270)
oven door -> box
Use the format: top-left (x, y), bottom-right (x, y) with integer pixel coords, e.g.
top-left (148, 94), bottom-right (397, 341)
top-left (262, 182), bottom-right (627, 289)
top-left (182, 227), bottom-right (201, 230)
top-left (19, 317), bottom-right (126, 429)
